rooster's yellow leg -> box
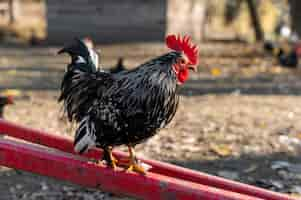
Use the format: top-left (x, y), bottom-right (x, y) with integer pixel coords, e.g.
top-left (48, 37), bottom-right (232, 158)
top-left (123, 145), bottom-right (146, 174)
top-left (103, 146), bottom-right (118, 169)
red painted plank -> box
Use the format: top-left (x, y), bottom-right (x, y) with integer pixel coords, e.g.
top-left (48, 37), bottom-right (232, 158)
top-left (0, 138), bottom-right (264, 200)
top-left (0, 120), bottom-right (295, 200)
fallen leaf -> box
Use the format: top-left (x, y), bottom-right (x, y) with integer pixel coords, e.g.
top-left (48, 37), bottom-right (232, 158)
top-left (210, 68), bottom-right (221, 76)
top-left (296, 133), bottom-right (301, 140)
top-left (7, 69), bottom-right (17, 75)
top-left (0, 89), bottom-right (22, 97)
top-left (210, 144), bottom-right (232, 157)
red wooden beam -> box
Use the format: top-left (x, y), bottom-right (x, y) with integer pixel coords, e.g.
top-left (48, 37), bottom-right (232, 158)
top-left (0, 120), bottom-right (295, 200)
top-left (0, 138), bottom-right (264, 200)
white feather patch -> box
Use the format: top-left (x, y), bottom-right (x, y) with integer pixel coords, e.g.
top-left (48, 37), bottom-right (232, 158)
top-left (75, 56), bottom-right (86, 64)
top-left (74, 116), bottom-right (97, 153)
top-left (89, 49), bottom-right (99, 69)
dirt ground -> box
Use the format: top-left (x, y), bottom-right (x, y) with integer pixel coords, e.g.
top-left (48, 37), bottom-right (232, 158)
top-left (0, 41), bottom-right (301, 199)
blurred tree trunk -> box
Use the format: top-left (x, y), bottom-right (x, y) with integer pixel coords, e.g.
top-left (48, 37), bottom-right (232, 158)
top-left (197, 0), bottom-right (207, 41)
top-left (246, 0), bottom-right (264, 41)
top-left (289, 0), bottom-right (301, 37)
top-left (9, 0), bottom-right (20, 24)
top-left (167, 0), bottom-right (207, 41)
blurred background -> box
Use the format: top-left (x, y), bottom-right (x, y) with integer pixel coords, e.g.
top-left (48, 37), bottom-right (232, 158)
top-left (0, 0), bottom-right (301, 199)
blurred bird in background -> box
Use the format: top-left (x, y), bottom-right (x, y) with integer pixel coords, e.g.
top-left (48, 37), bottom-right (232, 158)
top-left (264, 39), bottom-right (301, 68)
top-left (58, 34), bottom-right (199, 173)
top-left (263, 17), bottom-right (301, 68)
top-left (0, 95), bottom-right (13, 119)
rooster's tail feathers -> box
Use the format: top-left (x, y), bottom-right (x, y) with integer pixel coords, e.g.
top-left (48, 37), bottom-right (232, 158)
top-left (74, 116), bottom-right (97, 154)
top-left (58, 38), bottom-right (88, 57)
top-left (58, 38), bottom-right (98, 73)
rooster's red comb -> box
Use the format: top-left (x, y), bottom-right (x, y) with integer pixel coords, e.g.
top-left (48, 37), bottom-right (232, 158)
top-left (165, 34), bottom-right (199, 65)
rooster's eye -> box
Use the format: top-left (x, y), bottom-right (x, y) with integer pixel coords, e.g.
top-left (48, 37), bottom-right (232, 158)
top-left (179, 59), bottom-right (186, 65)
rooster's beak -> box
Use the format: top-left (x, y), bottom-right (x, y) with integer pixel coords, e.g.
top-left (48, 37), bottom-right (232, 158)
top-left (188, 65), bottom-right (197, 72)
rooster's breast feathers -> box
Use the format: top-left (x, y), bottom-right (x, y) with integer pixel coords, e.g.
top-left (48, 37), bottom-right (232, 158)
top-left (92, 57), bottom-right (179, 129)
top-left (80, 54), bottom-right (179, 146)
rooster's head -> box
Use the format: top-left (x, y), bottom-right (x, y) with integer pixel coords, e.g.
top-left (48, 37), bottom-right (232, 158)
top-left (166, 34), bottom-right (199, 84)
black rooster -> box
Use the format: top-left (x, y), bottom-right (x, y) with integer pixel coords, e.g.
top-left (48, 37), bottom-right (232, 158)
top-left (58, 35), bottom-right (199, 173)
top-left (264, 40), bottom-right (300, 68)
top-left (0, 96), bottom-right (13, 118)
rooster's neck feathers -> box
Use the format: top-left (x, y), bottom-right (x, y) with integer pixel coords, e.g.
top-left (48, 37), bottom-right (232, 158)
top-left (110, 51), bottom-right (181, 96)
top-left (142, 51), bottom-right (181, 69)
top-left (118, 51), bottom-right (181, 77)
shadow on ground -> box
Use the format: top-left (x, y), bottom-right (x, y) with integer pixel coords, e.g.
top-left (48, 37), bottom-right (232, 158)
top-left (169, 152), bottom-right (301, 193)
top-left (1, 66), bottom-right (301, 96)
top-left (180, 74), bottom-right (301, 96)
top-left (0, 66), bottom-right (63, 91)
